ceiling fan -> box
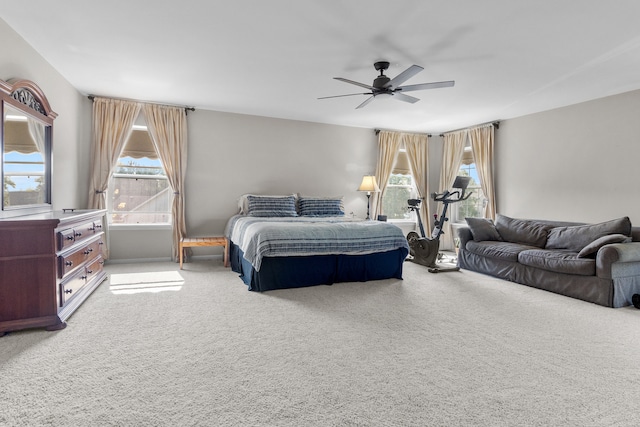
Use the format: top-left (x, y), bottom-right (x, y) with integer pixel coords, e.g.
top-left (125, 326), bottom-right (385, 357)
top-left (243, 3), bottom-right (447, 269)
top-left (319, 61), bottom-right (454, 109)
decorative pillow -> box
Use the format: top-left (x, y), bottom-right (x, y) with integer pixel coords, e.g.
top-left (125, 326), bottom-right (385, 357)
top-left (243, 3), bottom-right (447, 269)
top-left (237, 194), bottom-right (250, 214)
top-left (577, 234), bottom-right (632, 258)
top-left (495, 214), bottom-right (553, 247)
top-left (546, 217), bottom-right (632, 252)
top-left (246, 195), bottom-right (298, 217)
top-left (465, 217), bottom-right (502, 242)
top-left (298, 197), bottom-right (344, 216)
top-left (238, 194), bottom-right (296, 214)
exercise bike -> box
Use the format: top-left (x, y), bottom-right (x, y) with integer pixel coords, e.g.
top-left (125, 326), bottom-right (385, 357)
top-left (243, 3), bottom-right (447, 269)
top-left (406, 176), bottom-right (472, 273)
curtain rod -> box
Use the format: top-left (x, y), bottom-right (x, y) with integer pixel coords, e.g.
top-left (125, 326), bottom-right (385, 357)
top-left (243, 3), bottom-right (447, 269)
top-left (374, 129), bottom-right (433, 137)
top-left (438, 120), bottom-right (500, 137)
top-left (87, 95), bottom-right (196, 115)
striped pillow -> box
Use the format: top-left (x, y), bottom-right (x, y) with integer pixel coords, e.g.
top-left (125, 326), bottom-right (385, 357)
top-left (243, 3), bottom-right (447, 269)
top-left (238, 194), bottom-right (296, 214)
top-left (247, 195), bottom-right (298, 217)
top-left (298, 197), bottom-right (344, 217)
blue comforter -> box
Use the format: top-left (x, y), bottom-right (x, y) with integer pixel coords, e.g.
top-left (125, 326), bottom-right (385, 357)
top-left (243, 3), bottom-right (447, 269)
top-left (226, 215), bottom-right (409, 271)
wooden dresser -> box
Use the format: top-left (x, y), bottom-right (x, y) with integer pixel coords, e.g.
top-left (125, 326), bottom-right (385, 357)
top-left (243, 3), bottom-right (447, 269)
top-left (0, 209), bottom-right (107, 336)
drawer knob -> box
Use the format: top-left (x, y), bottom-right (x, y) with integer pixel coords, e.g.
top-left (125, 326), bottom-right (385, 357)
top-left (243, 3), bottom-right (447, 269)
top-left (66, 235), bottom-right (74, 241)
top-left (81, 275), bottom-right (88, 280)
top-left (65, 261), bottom-right (73, 267)
top-left (64, 289), bottom-right (72, 294)
top-left (95, 224), bottom-right (102, 229)
top-left (75, 232), bottom-right (82, 237)
top-left (87, 269), bottom-right (93, 274)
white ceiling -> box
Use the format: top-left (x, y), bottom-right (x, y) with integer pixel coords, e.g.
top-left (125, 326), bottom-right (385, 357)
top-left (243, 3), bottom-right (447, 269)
top-left (2, 0), bottom-right (640, 133)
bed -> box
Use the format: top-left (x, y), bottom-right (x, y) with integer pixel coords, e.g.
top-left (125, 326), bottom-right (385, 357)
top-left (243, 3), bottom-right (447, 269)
top-left (225, 195), bottom-right (410, 291)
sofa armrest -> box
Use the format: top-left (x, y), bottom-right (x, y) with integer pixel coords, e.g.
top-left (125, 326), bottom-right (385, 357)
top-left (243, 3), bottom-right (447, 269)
top-left (457, 226), bottom-right (473, 250)
top-left (596, 242), bottom-right (640, 279)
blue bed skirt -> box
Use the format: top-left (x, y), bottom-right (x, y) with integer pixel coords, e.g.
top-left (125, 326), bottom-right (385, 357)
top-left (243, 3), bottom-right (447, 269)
top-left (229, 243), bottom-right (408, 292)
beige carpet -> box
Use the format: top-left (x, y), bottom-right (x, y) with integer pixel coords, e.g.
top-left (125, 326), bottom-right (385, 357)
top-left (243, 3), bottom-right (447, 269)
top-left (1, 259), bottom-right (640, 426)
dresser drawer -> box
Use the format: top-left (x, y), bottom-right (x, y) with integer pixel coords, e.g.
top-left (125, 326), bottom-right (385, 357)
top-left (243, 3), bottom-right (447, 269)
top-left (59, 268), bottom-right (89, 307)
top-left (56, 220), bottom-right (103, 251)
top-left (58, 234), bottom-right (104, 278)
top-left (57, 228), bottom-right (77, 251)
top-left (59, 255), bottom-right (105, 307)
top-left (85, 256), bottom-right (105, 282)
top-left (75, 220), bottom-right (103, 243)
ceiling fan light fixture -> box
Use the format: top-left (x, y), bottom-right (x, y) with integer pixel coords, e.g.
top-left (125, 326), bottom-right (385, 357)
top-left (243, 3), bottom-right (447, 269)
top-left (375, 92), bottom-right (392, 99)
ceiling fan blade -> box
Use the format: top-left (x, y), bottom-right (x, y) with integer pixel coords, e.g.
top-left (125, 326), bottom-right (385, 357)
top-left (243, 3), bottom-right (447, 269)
top-left (318, 93), bottom-right (371, 100)
top-left (356, 96), bottom-right (375, 109)
top-left (334, 77), bottom-right (375, 90)
top-left (393, 92), bottom-right (420, 104)
top-left (397, 80), bottom-right (455, 92)
top-left (386, 65), bottom-right (424, 89)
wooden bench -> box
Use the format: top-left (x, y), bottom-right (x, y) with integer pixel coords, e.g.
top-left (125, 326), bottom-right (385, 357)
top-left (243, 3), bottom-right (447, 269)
top-left (179, 236), bottom-right (228, 269)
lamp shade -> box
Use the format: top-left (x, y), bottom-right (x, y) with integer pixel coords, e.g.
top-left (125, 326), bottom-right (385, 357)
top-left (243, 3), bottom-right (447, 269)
top-left (357, 175), bottom-right (380, 193)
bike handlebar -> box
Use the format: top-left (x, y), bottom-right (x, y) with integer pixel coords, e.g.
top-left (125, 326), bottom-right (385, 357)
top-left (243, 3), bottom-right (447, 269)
top-left (431, 189), bottom-right (472, 203)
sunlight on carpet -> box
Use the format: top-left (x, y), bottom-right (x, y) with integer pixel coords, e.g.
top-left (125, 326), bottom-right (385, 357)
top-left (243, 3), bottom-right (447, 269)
top-left (109, 270), bottom-right (184, 294)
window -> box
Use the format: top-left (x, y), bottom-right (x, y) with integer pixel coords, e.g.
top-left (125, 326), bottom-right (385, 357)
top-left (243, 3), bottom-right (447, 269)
top-left (453, 146), bottom-right (485, 222)
top-left (107, 126), bottom-right (172, 225)
top-left (3, 151), bottom-right (45, 206)
top-left (3, 113), bottom-right (47, 207)
top-left (381, 149), bottom-right (418, 221)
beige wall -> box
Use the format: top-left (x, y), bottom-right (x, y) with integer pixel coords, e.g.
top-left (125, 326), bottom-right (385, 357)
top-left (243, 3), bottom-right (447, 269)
top-left (186, 110), bottom-right (377, 232)
top-left (496, 89), bottom-right (640, 225)
top-left (0, 19), bottom-right (92, 211)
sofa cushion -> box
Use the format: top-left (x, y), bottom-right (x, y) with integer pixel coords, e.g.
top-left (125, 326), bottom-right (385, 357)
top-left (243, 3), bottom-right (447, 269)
top-left (495, 214), bottom-right (553, 247)
top-left (465, 217), bottom-right (502, 241)
top-left (577, 233), bottom-right (631, 258)
top-left (465, 241), bottom-right (538, 262)
top-left (518, 249), bottom-right (595, 276)
top-left (546, 217), bottom-right (632, 252)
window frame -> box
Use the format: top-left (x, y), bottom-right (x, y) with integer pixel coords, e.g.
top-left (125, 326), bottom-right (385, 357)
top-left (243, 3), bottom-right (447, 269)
top-left (381, 146), bottom-right (419, 223)
top-left (106, 125), bottom-right (172, 229)
top-left (451, 149), bottom-right (485, 223)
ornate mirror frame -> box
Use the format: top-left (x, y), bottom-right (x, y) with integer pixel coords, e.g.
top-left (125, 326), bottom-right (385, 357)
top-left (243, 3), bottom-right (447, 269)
top-left (0, 79), bottom-right (57, 218)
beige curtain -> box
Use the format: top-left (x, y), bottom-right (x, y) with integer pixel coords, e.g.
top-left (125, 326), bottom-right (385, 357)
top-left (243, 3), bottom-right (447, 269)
top-left (143, 104), bottom-right (188, 262)
top-left (469, 124), bottom-right (496, 220)
top-left (438, 130), bottom-right (467, 250)
top-left (27, 118), bottom-right (46, 154)
top-left (372, 131), bottom-right (402, 219)
top-left (88, 97), bottom-right (141, 259)
top-left (88, 98), bottom-right (141, 209)
top-left (404, 133), bottom-right (431, 232)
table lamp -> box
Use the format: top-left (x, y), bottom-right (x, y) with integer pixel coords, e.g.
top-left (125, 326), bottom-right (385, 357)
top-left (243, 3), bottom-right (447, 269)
top-left (357, 175), bottom-right (380, 220)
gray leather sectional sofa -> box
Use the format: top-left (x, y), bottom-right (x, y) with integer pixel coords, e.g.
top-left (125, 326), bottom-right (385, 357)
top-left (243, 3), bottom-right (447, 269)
top-left (457, 214), bottom-right (640, 307)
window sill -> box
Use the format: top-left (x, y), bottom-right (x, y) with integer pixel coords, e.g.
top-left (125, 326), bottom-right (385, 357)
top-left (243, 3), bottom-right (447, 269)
top-left (109, 223), bottom-right (172, 231)
top-left (388, 219), bottom-right (417, 224)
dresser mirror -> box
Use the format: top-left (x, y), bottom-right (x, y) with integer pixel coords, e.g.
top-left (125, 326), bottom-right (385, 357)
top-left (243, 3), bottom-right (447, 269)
top-left (1, 79), bottom-right (56, 218)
